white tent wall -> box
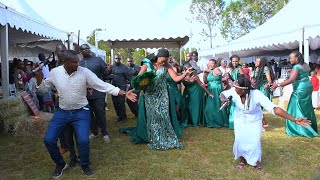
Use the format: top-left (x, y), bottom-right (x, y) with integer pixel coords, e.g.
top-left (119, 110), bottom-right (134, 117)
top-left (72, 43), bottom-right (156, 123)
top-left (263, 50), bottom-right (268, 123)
top-left (8, 44), bottom-right (52, 62)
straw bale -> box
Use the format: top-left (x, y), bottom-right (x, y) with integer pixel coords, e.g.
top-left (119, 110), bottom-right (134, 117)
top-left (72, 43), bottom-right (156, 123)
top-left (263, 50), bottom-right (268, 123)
top-left (0, 97), bottom-right (52, 136)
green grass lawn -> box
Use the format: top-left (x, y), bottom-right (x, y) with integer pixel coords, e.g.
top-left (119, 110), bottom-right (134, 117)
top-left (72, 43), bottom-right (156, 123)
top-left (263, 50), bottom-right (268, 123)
top-left (1, 98), bottom-right (320, 179)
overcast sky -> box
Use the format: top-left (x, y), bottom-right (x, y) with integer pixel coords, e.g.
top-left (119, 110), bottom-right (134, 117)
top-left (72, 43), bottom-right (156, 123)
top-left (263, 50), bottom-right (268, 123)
top-left (22, 0), bottom-right (230, 50)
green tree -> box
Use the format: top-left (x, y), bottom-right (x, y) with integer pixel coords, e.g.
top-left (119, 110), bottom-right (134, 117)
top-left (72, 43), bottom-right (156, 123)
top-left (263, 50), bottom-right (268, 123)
top-left (87, 28), bottom-right (111, 62)
top-left (132, 49), bottom-right (146, 65)
top-left (114, 48), bottom-right (135, 63)
top-left (190, 0), bottom-right (225, 48)
top-left (221, 0), bottom-right (289, 40)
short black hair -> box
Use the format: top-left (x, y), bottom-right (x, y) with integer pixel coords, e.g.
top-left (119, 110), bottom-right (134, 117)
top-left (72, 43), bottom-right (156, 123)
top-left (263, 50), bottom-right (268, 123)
top-left (230, 55), bottom-right (240, 61)
top-left (237, 75), bottom-right (254, 90)
top-left (291, 51), bottom-right (304, 65)
top-left (61, 50), bottom-right (78, 61)
top-left (38, 53), bottom-right (45, 61)
top-left (192, 51), bottom-right (198, 56)
top-left (146, 53), bottom-right (158, 63)
top-left (157, 48), bottom-right (170, 58)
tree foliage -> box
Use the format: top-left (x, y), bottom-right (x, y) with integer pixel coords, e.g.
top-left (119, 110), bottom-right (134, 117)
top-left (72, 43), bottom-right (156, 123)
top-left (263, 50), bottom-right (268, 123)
top-left (221, 0), bottom-right (289, 41)
top-left (131, 49), bottom-right (146, 65)
top-left (87, 28), bottom-right (111, 62)
top-left (190, 0), bottom-right (225, 48)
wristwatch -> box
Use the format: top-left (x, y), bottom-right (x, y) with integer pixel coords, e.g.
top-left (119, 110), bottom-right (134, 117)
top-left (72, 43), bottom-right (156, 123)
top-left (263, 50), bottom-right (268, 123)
top-left (122, 91), bottom-right (126, 96)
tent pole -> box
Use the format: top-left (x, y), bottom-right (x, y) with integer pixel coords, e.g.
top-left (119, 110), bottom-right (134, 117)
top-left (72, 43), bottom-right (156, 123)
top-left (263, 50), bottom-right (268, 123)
top-left (299, 27), bottom-right (304, 53)
top-left (299, 40), bottom-right (303, 53)
top-left (304, 38), bottom-right (309, 64)
top-left (1, 24), bottom-right (9, 99)
top-left (111, 48), bottom-right (114, 65)
top-left (228, 52), bottom-right (232, 63)
top-left (179, 45), bottom-right (182, 65)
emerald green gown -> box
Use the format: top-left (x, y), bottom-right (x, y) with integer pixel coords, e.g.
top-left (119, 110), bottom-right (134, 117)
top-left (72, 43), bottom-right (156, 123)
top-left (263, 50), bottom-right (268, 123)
top-left (120, 58), bottom-right (183, 150)
top-left (180, 81), bottom-right (205, 127)
top-left (254, 69), bottom-right (272, 100)
top-left (203, 72), bottom-right (229, 128)
top-left (286, 65), bottom-right (318, 138)
top-left (228, 67), bottom-right (241, 130)
top-left (166, 74), bottom-right (183, 137)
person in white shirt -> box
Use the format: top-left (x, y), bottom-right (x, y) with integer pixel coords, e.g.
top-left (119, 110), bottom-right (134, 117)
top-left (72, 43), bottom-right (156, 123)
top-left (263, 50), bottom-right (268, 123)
top-left (35, 50), bottom-right (137, 178)
top-left (38, 53), bottom-right (50, 79)
top-left (220, 75), bottom-right (310, 171)
top-left (217, 58), bottom-right (227, 76)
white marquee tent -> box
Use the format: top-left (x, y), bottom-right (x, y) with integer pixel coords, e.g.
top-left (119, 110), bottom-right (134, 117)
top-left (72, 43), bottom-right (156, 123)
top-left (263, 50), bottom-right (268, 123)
top-left (0, 0), bottom-right (105, 98)
top-left (199, 0), bottom-right (320, 63)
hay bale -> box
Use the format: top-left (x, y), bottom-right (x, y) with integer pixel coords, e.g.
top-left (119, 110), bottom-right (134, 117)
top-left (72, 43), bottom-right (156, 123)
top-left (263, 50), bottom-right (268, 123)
top-left (0, 97), bottom-right (52, 136)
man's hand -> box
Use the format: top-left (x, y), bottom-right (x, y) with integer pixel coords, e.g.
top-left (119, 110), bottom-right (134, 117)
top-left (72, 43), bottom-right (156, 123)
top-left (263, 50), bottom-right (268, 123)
top-left (125, 89), bottom-right (137, 102)
top-left (33, 63), bottom-right (44, 86)
top-left (270, 82), bottom-right (278, 91)
top-left (295, 117), bottom-right (311, 127)
top-left (185, 67), bottom-right (194, 76)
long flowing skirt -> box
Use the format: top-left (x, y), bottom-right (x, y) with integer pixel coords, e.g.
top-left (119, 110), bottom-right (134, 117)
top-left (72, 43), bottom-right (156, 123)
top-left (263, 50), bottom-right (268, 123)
top-left (286, 82), bottom-right (318, 138)
top-left (233, 116), bottom-right (262, 166)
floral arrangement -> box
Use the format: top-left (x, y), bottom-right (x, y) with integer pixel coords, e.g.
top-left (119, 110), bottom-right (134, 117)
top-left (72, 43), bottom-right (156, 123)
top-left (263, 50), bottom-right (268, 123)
top-left (131, 71), bottom-right (157, 91)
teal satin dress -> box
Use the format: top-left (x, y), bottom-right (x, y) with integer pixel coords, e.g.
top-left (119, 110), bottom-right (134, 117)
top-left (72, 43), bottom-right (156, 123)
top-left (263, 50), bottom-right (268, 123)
top-left (228, 67), bottom-right (241, 130)
top-left (203, 72), bottom-right (229, 128)
top-left (180, 81), bottom-right (205, 127)
top-left (254, 69), bottom-right (272, 100)
top-left (286, 64), bottom-right (318, 138)
top-left (166, 74), bottom-right (183, 137)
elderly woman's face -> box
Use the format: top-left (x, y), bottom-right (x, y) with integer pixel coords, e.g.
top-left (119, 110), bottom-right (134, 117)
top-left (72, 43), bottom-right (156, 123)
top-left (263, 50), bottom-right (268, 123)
top-left (221, 59), bottom-right (227, 67)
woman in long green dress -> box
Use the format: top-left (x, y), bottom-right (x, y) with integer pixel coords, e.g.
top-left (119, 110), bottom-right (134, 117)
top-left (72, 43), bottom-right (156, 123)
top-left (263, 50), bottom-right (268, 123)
top-left (271, 51), bottom-right (318, 138)
top-left (203, 59), bottom-right (229, 128)
top-left (138, 50), bottom-right (193, 150)
top-left (226, 55), bottom-right (244, 129)
top-left (180, 63), bottom-right (213, 127)
top-left (120, 51), bottom-right (192, 148)
top-left (254, 56), bottom-right (275, 130)
top-left (166, 71), bottom-right (183, 137)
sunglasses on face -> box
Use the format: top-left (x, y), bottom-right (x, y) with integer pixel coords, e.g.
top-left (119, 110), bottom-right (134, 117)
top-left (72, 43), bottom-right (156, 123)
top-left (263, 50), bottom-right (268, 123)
top-left (115, 58), bottom-right (121, 60)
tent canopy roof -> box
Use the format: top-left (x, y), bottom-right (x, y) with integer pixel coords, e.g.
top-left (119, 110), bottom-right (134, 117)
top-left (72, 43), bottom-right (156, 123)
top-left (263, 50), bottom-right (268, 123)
top-left (104, 36), bottom-right (189, 49)
top-left (0, 0), bottom-right (68, 41)
top-left (97, 31), bottom-right (190, 49)
top-left (210, 0), bottom-right (320, 57)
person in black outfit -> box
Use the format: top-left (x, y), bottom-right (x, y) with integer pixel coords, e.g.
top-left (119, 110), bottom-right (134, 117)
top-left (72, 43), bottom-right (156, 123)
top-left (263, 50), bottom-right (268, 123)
top-left (109, 54), bottom-right (131, 122)
top-left (79, 44), bottom-right (111, 143)
top-left (126, 57), bottom-right (141, 117)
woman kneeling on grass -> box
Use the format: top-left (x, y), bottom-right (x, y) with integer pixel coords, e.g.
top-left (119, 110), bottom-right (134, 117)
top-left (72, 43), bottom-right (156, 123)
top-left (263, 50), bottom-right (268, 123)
top-left (220, 75), bottom-right (311, 171)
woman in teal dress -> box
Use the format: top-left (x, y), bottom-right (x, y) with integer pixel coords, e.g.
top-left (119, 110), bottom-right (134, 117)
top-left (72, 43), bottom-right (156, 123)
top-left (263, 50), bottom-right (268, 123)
top-left (254, 56), bottom-right (275, 130)
top-left (271, 51), bottom-right (318, 138)
top-left (203, 59), bottom-right (229, 128)
top-left (122, 49), bottom-right (192, 150)
top-left (180, 63), bottom-right (213, 127)
top-left (226, 55), bottom-right (244, 130)
top-left (166, 71), bottom-right (183, 137)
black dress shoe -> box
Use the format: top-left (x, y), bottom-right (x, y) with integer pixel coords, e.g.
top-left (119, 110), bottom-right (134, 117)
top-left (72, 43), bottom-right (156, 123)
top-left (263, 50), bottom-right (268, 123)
top-left (82, 165), bottom-right (95, 177)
